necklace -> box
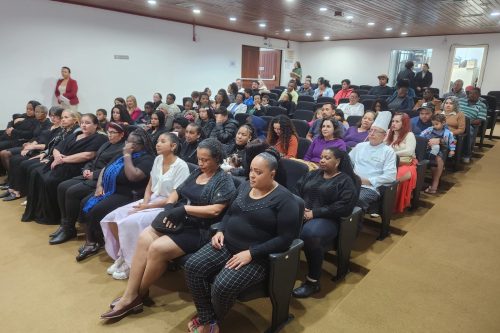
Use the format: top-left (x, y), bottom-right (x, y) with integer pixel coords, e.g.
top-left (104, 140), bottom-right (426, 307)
top-left (250, 182), bottom-right (278, 199)
top-left (323, 171), bottom-right (340, 179)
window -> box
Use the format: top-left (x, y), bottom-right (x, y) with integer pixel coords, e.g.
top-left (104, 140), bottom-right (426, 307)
top-left (388, 49), bottom-right (433, 87)
top-left (444, 45), bottom-right (488, 93)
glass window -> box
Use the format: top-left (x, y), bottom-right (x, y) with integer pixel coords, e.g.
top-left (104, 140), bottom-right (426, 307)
top-left (444, 45), bottom-right (488, 92)
top-left (388, 49), bottom-right (433, 87)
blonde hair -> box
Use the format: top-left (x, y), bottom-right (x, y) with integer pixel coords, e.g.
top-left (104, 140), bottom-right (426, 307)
top-left (126, 95), bottom-right (138, 110)
top-left (62, 109), bottom-right (81, 123)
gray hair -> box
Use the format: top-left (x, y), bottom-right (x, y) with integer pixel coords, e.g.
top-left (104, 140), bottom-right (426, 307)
top-left (49, 106), bottom-right (64, 117)
top-left (256, 152), bottom-right (278, 171)
top-left (36, 105), bottom-right (48, 114)
top-left (443, 96), bottom-right (460, 113)
top-left (198, 138), bottom-right (225, 164)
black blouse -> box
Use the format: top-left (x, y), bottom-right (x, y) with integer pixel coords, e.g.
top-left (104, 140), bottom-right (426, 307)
top-left (82, 140), bottom-right (125, 180)
top-left (179, 140), bottom-right (200, 165)
top-left (112, 152), bottom-right (156, 196)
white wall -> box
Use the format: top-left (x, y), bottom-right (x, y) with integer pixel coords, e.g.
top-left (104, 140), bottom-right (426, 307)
top-left (0, 0), bottom-right (299, 126)
top-left (299, 34), bottom-right (500, 94)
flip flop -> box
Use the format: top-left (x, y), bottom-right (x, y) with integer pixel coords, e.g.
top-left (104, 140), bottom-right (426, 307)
top-left (424, 186), bottom-right (437, 194)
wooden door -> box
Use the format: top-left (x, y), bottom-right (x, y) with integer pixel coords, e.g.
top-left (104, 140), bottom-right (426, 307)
top-left (259, 49), bottom-right (281, 89)
top-left (241, 45), bottom-right (260, 89)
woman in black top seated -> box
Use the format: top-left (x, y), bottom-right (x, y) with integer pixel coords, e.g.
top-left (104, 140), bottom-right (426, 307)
top-left (147, 110), bottom-right (167, 145)
top-left (100, 138), bottom-right (236, 320)
top-left (223, 124), bottom-right (256, 171)
top-left (184, 152), bottom-right (300, 333)
top-left (292, 147), bottom-right (359, 298)
top-left (0, 100), bottom-right (40, 152)
top-left (49, 122), bottom-right (126, 245)
top-left (179, 122), bottom-right (203, 164)
top-left (76, 128), bottom-right (156, 261)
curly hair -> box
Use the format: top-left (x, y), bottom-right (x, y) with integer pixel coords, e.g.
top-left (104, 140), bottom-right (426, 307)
top-left (267, 115), bottom-right (298, 153)
top-left (129, 127), bottom-right (156, 156)
top-left (443, 96), bottom-right (460, 113)
top-left (386, 112), bottom-right (411, 147)
top-left (198, 138), bottom-right (225, 165)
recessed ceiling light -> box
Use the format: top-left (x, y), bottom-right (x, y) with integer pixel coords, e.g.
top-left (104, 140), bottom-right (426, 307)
top-left (284, 28), bottom-right (291, 32)
top-left (491, 12), bottom-right (500, 16)
top-left (305, 32), bottom-right (312, 37)
top-left (147, 0), bottom-right (157, 4)
top-left (345, 15), bottom-right (353, 20)
top-left (367, 22), bottom-right (375, 26)
top-left (319, 7), bottom-right (327, 12)
top-left (229, 17), bottom-right (237, 21)
top-left (401, 32), bottom-right (408, 35)
top-left (192, 8), bottom-right (201, 14)
top-left (323, 36), bottom-right (330, 40)
top-left (259, 23), bottom-right (267, 28)
top-left (385, 27), bottom-right (393, 31)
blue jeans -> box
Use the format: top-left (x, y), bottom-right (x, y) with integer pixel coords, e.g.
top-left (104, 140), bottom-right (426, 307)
top-left (463, 124), bottom-right (477, 158)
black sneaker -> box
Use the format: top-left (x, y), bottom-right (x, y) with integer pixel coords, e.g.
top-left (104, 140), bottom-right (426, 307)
top-left (292, 280), bottom-right (320, 298)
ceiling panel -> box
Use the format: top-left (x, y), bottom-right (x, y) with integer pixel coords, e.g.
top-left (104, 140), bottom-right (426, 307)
top-left (53, 0), bottom-right (500, 41)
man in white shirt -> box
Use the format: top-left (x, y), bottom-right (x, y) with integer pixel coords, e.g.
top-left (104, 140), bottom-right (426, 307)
top-left (337, 91), bottom-right (364, 119)
top-left (349, 111), bottom-right (397, 210)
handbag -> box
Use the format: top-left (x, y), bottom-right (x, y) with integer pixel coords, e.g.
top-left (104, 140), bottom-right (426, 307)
top-left (151, 203), bottom-right (186, 235)
top-left (398, 156), bottom-right (413, 165)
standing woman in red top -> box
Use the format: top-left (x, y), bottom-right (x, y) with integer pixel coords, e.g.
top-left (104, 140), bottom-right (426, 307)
top-left (55, 66), bottom-right (79, 111)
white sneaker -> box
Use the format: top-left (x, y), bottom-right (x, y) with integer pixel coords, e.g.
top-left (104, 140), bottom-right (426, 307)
top-left (107, 256), bottom-right (125, 275)
top-left (112, 262), bottom-right (130, 280)
top-left (370, 213), bottom-right (380, 218)
top-left (20, 200), bottom-right (27, 206)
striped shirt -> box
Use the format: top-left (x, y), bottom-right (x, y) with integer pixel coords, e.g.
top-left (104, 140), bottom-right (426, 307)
top-left (458, 98), bottom-right (487, 121)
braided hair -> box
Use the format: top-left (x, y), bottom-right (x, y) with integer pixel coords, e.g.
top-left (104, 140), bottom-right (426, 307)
top-left (130, 127), bottom-right (156, 156)
top-left (267, 115), bottom-right (298, 153)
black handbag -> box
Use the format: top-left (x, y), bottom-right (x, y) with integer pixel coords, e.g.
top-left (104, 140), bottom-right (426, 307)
top-left (151, 203), bottom-right (186, 235)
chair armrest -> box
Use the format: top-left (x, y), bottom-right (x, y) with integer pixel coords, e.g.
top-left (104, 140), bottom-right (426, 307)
top-left (209, 222), bottom-right (223, 235)
top-left (335, 207), bottom-right (362, 280)
top-left (269, 239), bottom-right (304, 262)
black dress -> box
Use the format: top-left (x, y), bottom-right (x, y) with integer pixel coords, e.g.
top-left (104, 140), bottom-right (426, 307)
top-left (179, 140), bottom-right (200, 164)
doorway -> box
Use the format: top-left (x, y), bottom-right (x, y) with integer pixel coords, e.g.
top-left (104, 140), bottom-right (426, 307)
top-left (444, 45), bottom-right (489, 92)
top-left (241, 45), bottom-right (282, 90)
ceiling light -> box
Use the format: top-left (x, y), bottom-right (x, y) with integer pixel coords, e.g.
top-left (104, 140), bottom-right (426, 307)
top-left (323, 36), bottom-right (330, 40)
top-left (491, 12), bottom-right (500, 16)
top-left (385, 27), bottom-right (393, 31)
top-left (284, 28), bottom-right (291, 32)
top-left (147, 0), bottom-right (157, 4)
top-left (368, 22), bottom-right (375, 26)
top-left (305, 32), bottom-right (312, 37)
top-left (259, 23), bottom-right (267, 28)
top-left (192, 8), bottom-right (201, 14)
top-left (401, 31), bottom-right (408, 35)
top-left (345, 15), bottom-right (353, 20)
top-left (229, 17), bottom-right (237, 21)
top-left (319, 7), bottom-right (327, 12)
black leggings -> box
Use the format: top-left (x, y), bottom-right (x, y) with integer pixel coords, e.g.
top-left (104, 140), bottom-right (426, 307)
top-left (300, 218), bottom-right (339, 280)
top-left (57, 178), bottom-right (96, 227)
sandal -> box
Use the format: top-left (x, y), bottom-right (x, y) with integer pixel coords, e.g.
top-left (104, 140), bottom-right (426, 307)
top-left (424, 186), bottom-right (437, 194)
top-left (192, 322), bottom-right (218, 333)
top-left (188, 316), bottom-right (201, 332)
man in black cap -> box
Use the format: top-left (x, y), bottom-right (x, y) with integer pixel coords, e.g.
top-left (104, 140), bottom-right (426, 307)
top-left (410, 102), bottom-right (434, 135)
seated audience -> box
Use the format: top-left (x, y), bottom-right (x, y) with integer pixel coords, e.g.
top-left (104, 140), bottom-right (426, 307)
top-left (386, 113), bottom-right (417, 213)
top-left (191, 91), bottom-right (201, 109)
top-left (292, 148), bottom-right (359, 298)
top-left (111, 104), bottom-right (133, 126)
top-left (258, 80), bottom-right (270, 94)
top-left (349, 111), bottom-right (397, 210)
top-left (413, 88), bottom-right (441, 113)
top-left (304, 118), bottom-right (346, 164)
top-left (243, 89), bottom-right (254, 108)
top-left (261, 94), bottom-right (271, 108)
top-left (371, 99), bottom-right (389, 113)
top-left (210, 107), bottom-right (239, 144)
top-left (313, 78), bottom-right (334, 101)
top-left (96, 108), bottom-right (108, 130)
top-left (267, 115), bottom-right (298, 158)
top-left (179, 123), bottom-right (203, 164)
top-left (77, 128), bottom-right (156, 261)
top-left (334, 109), bottom-right (349, 130)
top-left (307, 103), bottom-right (344, 140)
top-left (337, 91), bottom-right (365, 118)
top-left (215, 89), bottom-right (230, 108)
top-left (443, 79), bottom-right (466, 99)
top-left (249, 94), bottom-right (266, 116)
top-left (368, 74), bottom-right (393, 96)
top-left (165, 93), bottom-right (181, 117)
top-left (343, 111), bottom-right (376, 148)
top-left (458, 87), bottom-right (487, 163)
top-left (333, 79), bottom-right (353, 105)
top-left (227, 82), bottom-right (239, 103)
top-left (227, 93), bottom-right (247, 115)
top-left (410, 103), bottom-right (434, 135)
top-left (280, 80), bottom-right (299, 104)
top-left (147, 111), bottom-right (167, 145)
top-left (196, 106), bottom-right (216, 139)
top-left (101, 133), bottom-right (190, 279)
top-left (414, 63), bottom-right (433, 96)
top-left (135, 102), bottom-right (154, 129)
top-left (184, 152), bottom-right (299, 332)
top-left (48, 122), bottom-right (126, 245)
top-left (100, 138), bottom-right (236, 320)
top-left (172, 117), bottom-right (189, 142)
top-left (420, 114), bottom-right (456, 194)
top-left (278, 92), bottom-right (293, 114)
top-left (298, 80), bottom-right (314, 97)
top-left (223, 124), bottom-right (256, 170)
top-left (441, 97), bottom-right (465, 136)
top-left (152, 92), bottom-right (162, 110)
top-left (250, 80), bottom-right (260, 96)
top-left (386, 84), bottom-right (414, 111)
top-left (114, 97), bottom-right (126, 106)
top-left (126, 95), bottom-right (143, 123)
top-left (157, 103), bottom-right (175, 131)
top-left (0, 100), bottom-right (40, 152)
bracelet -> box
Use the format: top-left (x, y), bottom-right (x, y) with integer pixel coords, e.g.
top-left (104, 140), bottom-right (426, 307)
top-left (124, 153), bottom-right (131, 158)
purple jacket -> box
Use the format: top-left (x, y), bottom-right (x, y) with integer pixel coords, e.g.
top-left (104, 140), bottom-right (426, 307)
top-left (343, 126), bottom-right (369, 148)
top-left (304, 137), bottom-right (346, 162)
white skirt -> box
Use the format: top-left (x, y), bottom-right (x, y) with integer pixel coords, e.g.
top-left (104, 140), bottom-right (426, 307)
top-left (100, 194), bottom-right (166, 266)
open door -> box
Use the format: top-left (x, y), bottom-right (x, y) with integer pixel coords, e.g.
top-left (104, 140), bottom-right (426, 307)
top-left (241, 45), bottom-right (282, 90)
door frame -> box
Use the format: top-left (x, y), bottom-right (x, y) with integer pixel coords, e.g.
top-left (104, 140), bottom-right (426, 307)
top-left (443, 44), bottom-right (489, 92)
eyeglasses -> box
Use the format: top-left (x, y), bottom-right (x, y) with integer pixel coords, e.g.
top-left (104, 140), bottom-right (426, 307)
top-left (368, 128), bottom-right (385, 135)
top-left (107, 131), bottom-right (120, 135)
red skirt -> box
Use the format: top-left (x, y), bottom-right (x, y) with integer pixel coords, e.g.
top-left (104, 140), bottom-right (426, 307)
top-left (394, 159), bottom-right (417, 213)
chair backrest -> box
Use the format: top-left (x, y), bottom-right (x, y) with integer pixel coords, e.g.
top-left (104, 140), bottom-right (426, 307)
top-left (487, 91), bottom-right (500, 109)
top-left (293, 109), bottom-right (314, 122)
top-left (267, 92), bottom-right (279, 101)
top-left (235, 113), bottom-right (249, 126)
top-left (360, 95), bottom-right (377, 101)
top-left (261, 116), bottom-right (274, 130)
top-left (332, 84), bottom-right (342, 91)
top-left (429, 88), bottom-right (440, 97)
top-left (187, 162), bottom-right (198, 173)
top-left (481, 95), bottom-right (496, 111)
top-left (414, 136), bottom-right (428, 161)
top-left (280, 158), bottom-right (309, 191)
top-left (268, 99), bottom-right (278, 106)
top-left (357, 89), bottom-right (369, 96)
top-left (276, 86), bottom-right (287, 91)
top-left (177, 104), bottom-right (185, 112)
top-left (317, 97), bottom-right (335, 105)
top-left (347, 116), bottom-right (362, 127)
top-left (362, 99), bottom-right (375, 111)
top-left (267, 106), bottom-right (287, 117)
top-left (297, 137), bottom-right (312, 159)
top-left (339, 98), bottom-right (349, 104)
top-left (400, 109), bottom-right (419, 118)
top-left (291, 119), bottom-right (310, 138)
top-left (350, 85), bottom-right (360, 90)
top-left (298, 95), bottom-right (315, 103)
top-left (380, 94), bottom-right (391, 100)
top-left (296, 101), bottom-right (316, 111)
top-left (360, 85), bottom-right (373, 91)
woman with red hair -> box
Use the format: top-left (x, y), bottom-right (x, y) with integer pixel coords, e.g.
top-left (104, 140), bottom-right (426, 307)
top-left (385, 113), bottom-right (417, 213)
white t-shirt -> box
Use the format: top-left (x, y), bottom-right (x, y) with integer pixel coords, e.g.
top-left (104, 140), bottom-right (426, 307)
top-left (338, 103), bottom-right (365, 119)
top-left (150, 155), bottom-right (190, 197)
